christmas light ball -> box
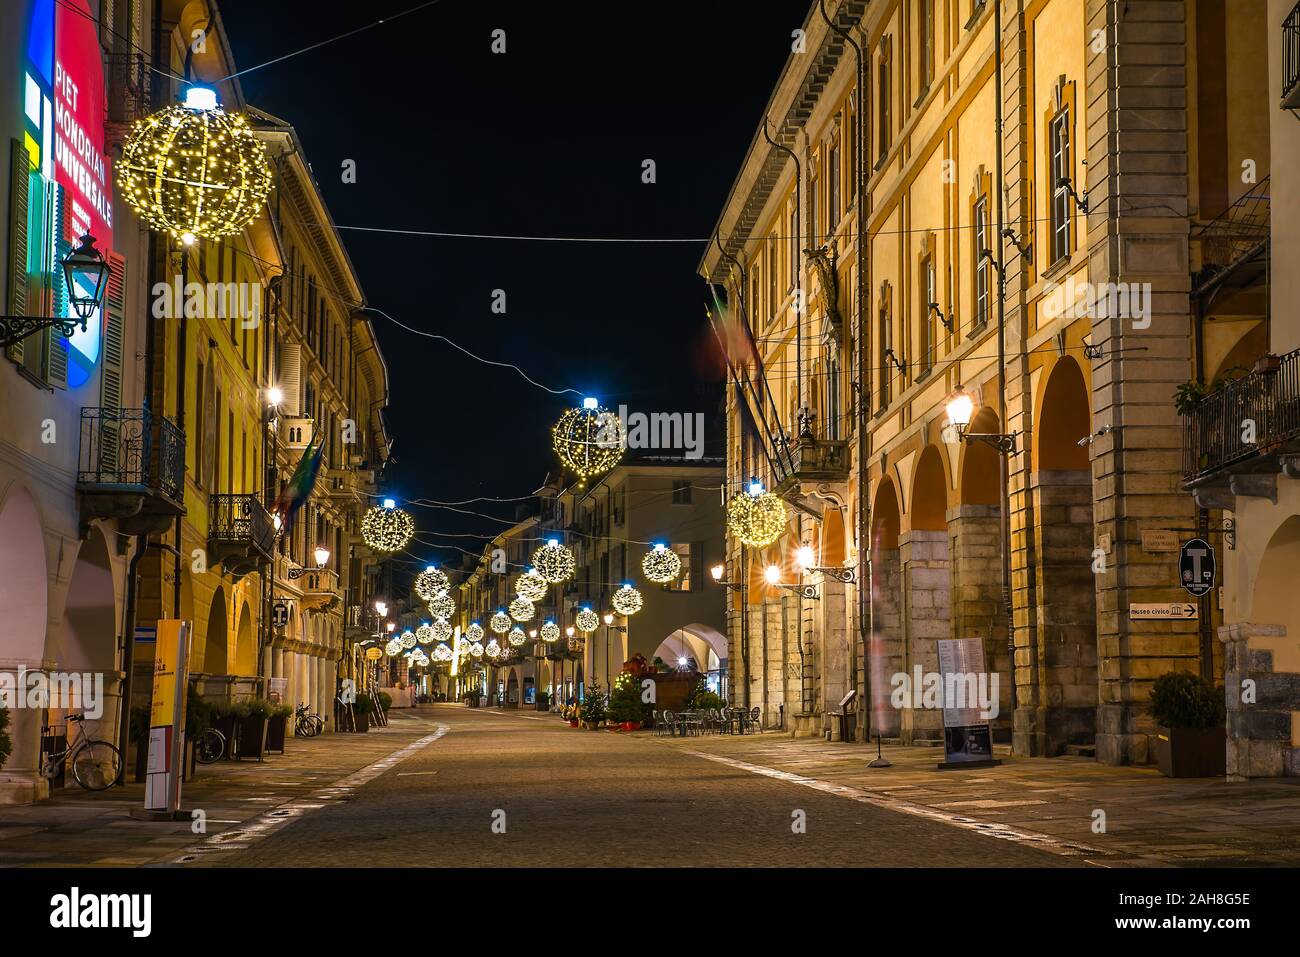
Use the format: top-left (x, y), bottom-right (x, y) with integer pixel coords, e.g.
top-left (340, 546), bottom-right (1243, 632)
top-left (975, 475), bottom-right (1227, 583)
top-left (433, 642), bottom-right (452, 662)
top-left (508, 596), bottom-right (535, 622)
top-left (362, 500), bottom-right (415, 553)
top-left (415, 623), bottom-right (435, 645)
top-left (575, 607), bottom-right (600, 634)
top-left (469, 641), bottom-right (485, 658)
top-left (466, 622), bottom-right (485, 643)
top-left (641, 543), bottom-right (682, 583)
top-left (400, 630), bottom-right (417, 649)
top-left (540, 621), bottom-right (561, 643)
top-left (427, 593), bottom-right (455, 621)
top-left (433, 619), bottom-right (453, 642)
top-left (726, 484), bottom-right (787, 547)
top-left (116, 88), bottom-right (273, 242)
top-left (551, 397), bottom-right (625, 482)
top-left (485, 639), bottom-right (502, 659)
top-left (612, 584), bottom-right (643, 616)
top-left (385, 639), bottom-right (402, 656)
top-left (532, 539), bottom-right (576, 584)
top-left (515, 568), bottom-right (549, 601)
top-left (414, 565), bottom-right (450, 602)
top-left (490, 611), bottom-right (512, 635)
top-left (508, 626), bottom-right (527, 647)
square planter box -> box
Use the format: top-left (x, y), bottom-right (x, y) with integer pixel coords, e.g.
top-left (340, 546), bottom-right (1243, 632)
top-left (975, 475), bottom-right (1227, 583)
top-left (1154, 726), bottom-right (1226, 777)
top-left (235, 716), bottom-right (269, 761)
top-left (354, 710), bottom-right (370, 733)
top-left (266, 714), bottom-right (288, 754)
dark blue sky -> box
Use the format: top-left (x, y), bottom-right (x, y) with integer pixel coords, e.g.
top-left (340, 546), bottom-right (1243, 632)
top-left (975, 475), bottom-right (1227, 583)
top-left (219, 0), bottom-right (807, 572)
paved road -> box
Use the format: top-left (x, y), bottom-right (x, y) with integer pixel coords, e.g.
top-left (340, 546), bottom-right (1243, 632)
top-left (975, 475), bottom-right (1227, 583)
top-left (199, 705), bottom-right (1082, 867)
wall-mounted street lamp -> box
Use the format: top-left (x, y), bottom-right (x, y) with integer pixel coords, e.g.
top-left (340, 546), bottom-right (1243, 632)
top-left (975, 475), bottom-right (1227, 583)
top-left (287, 544), bottom-right (330, 580)
top-left (944, 385), bottom-right (1019, 455)
top-left (1, 235), bottom-right (110, 349)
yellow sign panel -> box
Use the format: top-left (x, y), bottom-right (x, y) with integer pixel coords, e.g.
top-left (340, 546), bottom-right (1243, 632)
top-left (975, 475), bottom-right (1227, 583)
top-left (366, 647), bottom-right (383, 661)
top-left (150, 620), bottom-right (185, 728)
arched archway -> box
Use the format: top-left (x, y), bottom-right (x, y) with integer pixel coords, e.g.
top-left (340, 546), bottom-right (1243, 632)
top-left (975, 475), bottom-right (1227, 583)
top-left (900, 446), bottom-right (951, 744)
top-left (869, 478), bottom-right (904, 739)
top-left (202, 587), bottom-right (229, 676)
top-left (0, 485), bottom-right (50, 790)
top-left (1033, 357), bottom-right (1097, 755)
top-left (59, 527), bottom-right (118, 729)
top-left (1249, 516), bottom-right (1300, 673)
top-left (233, 601), bottom-right (255, 676)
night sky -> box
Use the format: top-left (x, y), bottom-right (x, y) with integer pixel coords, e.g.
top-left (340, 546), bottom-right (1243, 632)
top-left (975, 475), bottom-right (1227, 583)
top-left (218, 0), bottom-right (808, 575)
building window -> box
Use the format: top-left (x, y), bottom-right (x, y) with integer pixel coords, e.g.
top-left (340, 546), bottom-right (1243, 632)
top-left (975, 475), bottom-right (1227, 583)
top-left (877, 282), bottom-right (892, 408)
top-left (666, 543), bottom-right (692, 592)
top-left (767, 235), bottom-right (778, 321)
top-left (973, 195), bottom-right (991, 329)
top-left (672, 480), bottom-right (692, 504)
top-left (788, 203), bottom-right (798, 290)
top-left (920, 252), bottom-right (936, 374)
top-left (809, 165), bottom-right (820, 246)
top-left (825, 351), bottom-right (841, 439)
top-left (1050, 105), bottom-right (1072, 264)
top-left (877, 38), bottom-right (892, 164)
top-left (827, 138), bottom-right (840, 229)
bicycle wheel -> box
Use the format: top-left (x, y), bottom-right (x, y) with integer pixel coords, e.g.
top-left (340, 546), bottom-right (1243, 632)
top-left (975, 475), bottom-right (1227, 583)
top-left (195, 728), bottom-right (225, 764)
top-left (305, 715), bottom-right (323, 737)
top-left (38, 755), bottom-right (64, 780)
top-left (71, 741), bottom-right (123, 791)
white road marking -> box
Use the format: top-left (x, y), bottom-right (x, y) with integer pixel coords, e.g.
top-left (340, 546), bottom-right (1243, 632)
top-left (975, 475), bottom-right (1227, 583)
top-left (676, 747), bottom-right (1109, 860)
top-left (165, 724), bottom-right (449, 865)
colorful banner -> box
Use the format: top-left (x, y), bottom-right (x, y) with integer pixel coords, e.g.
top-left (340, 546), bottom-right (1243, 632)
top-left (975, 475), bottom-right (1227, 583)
top-left (144, 620), bottom-right (190, 814)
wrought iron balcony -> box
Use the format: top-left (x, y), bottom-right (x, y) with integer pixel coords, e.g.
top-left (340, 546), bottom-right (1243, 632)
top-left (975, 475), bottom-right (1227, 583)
top-left (77, 407), bottom-right (185, 533)
top-left (209, 493), bottom-right (276, 577)
top-left (1285, 1), bottom-right (1300, 107)
top-left (1183, 348), bottom-right (1300, 485)
top-left (773, 435), bottom-right (850, 494)
top-left (1192, 176), bottom-right (1269, 295)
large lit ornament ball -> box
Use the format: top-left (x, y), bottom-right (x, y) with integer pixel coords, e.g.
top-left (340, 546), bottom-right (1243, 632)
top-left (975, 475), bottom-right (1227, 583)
top-left (469, 641), bottom-right (485, 659)
top-left (427, 592), bottom-right (455, 621)
top-left (532, 539), bottom-right (576, 584)
top-left (508, 596), bottom-right (535, 622)
top-left (540, 621), bottom-right (561, 643)
top-left (415, 623), bottom-right (435, 645)
top-left (116, 86), bottom-right (273, 244)
top-left (551, 397), bottom-right (625, 482)
top-left (362, 499), bottom-right (415, 553)
top-left (384, 639), bottom-right (402, 656)
top-left (641, 543), bottom-right (682, 583)
top-left (414, 565), bottom-right (450, 602)
top-left (575, 607), bottom-right (600, 634)
top-left (489, 611), bottom-right (512, 635)
top-left (433, 642), bottom-right (453, 662)
top-left (726, 480), bottom-right (788, 547)
top-left (400, 630), bottom-right (417, 649)
top-left (612, 584), bottom-right (643, 616)
top-left (485, 639), bottom-right (502, 660)
top-left (508, 626), bottom-right (527, 647)
top-left (432, 619), bottom-right (452, 642)
top-left (465, 622), bottom-right (485, 643)
top-left (515, 568), bottom-right (549, 602)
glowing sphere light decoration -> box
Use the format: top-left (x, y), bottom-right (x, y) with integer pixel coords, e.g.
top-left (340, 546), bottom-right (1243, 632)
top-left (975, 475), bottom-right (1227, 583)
top-left (384, 639), bottom-right (402, 656)
top-left (469, 641), bottom-right (485, 658)
top-left (116, 86), bottom-right (273, 243)
top-left (400, 630), bottom-right (417, 649)
top-left (432, 619), bottom-right (453, 642)
top-left (427, 593), bottom-right (455, 621)
top-left (575, 607), bottom-right (600, 634)
top-left (515, 568), bottom-right (549, 601)
top-left (415, 623), bottom-right (435, 645)
top-left (508, 626), bottom-right (527, 647)
top-left (551, 397), bottom-right (625, 482)
top-left (414, 565), bottom-right (450, 602)
top-left (485, 639), bottom-right (502, 660)
top-left (362, 499), bottom-right (415, 553)
top-left (641, 543), bottom-right (682, 583)
top-left (611, 583), bottom-right (644, 616)
top-left (532, 539), bottom-right (576, 584)
top-left (489, 611), bottom-right (512, 635)
top-left (726, 479), bottom-right (788, 547)
top-left (508, 596), bottom-right (535, 622)
top-left (433, 642), bottom-right (453, 662)
top-left (540, 621), bottom-right (561, 643)
top-left (465, 622), bottom-right (485, 643)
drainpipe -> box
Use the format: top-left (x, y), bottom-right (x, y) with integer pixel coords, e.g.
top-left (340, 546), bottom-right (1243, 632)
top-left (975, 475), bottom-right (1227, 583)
top-left (819, 0), bottom-right (869, 742)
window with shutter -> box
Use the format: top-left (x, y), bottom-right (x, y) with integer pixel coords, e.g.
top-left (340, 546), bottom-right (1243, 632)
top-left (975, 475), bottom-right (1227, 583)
top-left (6, 139), bottom-right (31, 366)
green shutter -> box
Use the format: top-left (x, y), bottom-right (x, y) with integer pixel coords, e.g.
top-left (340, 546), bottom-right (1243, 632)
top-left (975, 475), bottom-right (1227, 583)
top-left (43, 184), bottom-right (71, 389)
top-left (6, 139), bottom-right (30, 365)
top-left (101, 251), bottom-right (126, 409)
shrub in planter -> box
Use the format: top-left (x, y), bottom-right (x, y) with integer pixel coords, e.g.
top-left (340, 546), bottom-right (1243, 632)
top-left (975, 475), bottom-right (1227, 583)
top-left (266, 704), bottom-right (293, 754)
top-left (608, 673), bottom-right (646, 730)
top-left (535, 691), bottom-right (550, 711)
top-left (235, 699), bottom-right (270, 760)
top-left (209, 699), bottom-right (239, 760)
top-left (377, 691), bottom-right (393, 713)
top-left (1150, 672), bottom-right (1226, 777)
top-left (353, 693), bottom-right (373, 733)
top-left (579, 684), bottom-right (607, 729)
top-left (0, 705), bottom-right (11, 771)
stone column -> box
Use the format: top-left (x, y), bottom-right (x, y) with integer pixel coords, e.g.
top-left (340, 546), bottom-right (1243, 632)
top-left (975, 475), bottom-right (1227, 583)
top-left (948, 505), bottom-right (1012, 741)
top-left (900, 531), bottom-right (948, 744)
top-left (868, 547), bottom-right (904, 741)
top-left (1221, 622), bottom-right (1300, 779)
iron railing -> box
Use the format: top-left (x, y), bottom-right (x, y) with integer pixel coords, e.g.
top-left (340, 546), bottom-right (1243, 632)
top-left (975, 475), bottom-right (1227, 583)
top-left (209, 493), bottom-right (276, 558)
top-left (1183, 347), bottom-right (1300, 482)
top-left (1193, 175), bottom-right (1270, 292)
top-left (1284, 1), bottom-right (1300, 105)
top-left (77, 407), bottom-right (185, 503)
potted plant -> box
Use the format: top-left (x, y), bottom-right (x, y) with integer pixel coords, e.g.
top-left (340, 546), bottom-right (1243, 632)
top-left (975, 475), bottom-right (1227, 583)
top-left (608, 673), bottom-right (646, 731)
top-left (579, 684), bottom-right (606, 729)
top-left (210, 698), bottom-right (238, 760)
top-left (353, 693), bottom-right (373, 732)
top-left (377, 691), bottom-right (393, 716)
top-left (235, 698), bottom-right (270, 761)
top-left (1150, 672), bottom-right (1226, 777)
top-left (535, 690), bottom-right (550, 712)
top-left (266, 703), bottom-right (292, 754)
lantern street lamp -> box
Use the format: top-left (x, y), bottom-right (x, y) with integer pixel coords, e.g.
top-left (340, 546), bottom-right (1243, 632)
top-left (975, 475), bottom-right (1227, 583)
top-left (1, 234), bottom-right (110, 348)
top-left (943, 385), bottom-right (1018, 454)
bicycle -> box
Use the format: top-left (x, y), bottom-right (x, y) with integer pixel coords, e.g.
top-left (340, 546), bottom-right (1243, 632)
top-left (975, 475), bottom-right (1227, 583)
top-left (193, 726), bottom-right (227, 764)
top-left (39, 713), bottom-right (123, 791)
top-left (294, 703), bottom-right (323, 737)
